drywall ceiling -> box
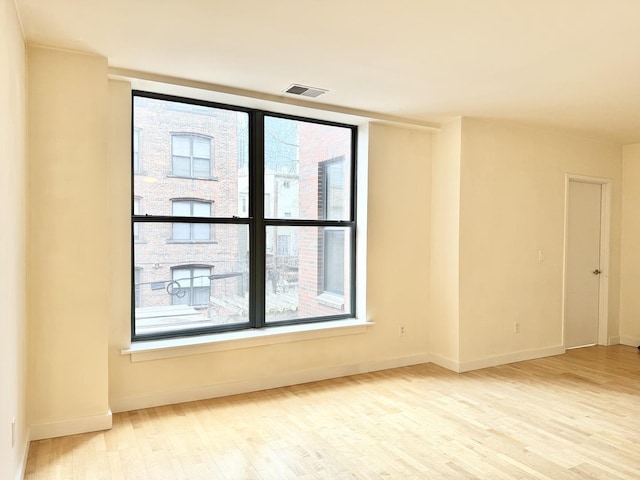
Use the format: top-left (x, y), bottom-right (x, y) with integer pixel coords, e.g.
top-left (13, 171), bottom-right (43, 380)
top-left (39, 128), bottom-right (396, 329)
top-left (15, 0), bottom-right (640, 143)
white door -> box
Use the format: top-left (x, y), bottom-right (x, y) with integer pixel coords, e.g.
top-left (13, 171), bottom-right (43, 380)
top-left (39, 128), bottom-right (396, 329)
top-left (565, 180), bottom-right (602, 348)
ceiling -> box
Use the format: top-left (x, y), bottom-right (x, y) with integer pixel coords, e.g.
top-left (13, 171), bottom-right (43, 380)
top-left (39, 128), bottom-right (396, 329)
top-left (15, 0), bottom-right (640, 144)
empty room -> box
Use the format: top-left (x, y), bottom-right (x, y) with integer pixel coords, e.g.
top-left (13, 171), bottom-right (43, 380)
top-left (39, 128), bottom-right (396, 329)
top-left (2, 0), bottom-right (640, 478)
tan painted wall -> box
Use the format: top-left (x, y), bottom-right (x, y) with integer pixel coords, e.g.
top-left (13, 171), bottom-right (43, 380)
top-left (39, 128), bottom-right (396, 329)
top-left (429, 118), bottom-right (462, 365)
top-left (27, 47), bottom-right (110, 431)
top-left (459, 119), bottom-right (622, 363)
top-left (620, 143), bottom-right (640, 345)
top-left (0, 0), bottom-right (28, 477)
top-left (107, 86), bottom-right (432, 409)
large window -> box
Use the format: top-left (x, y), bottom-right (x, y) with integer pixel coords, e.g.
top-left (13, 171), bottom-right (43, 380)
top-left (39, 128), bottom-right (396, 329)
top-left (132, 91), bottom-right (356, 341)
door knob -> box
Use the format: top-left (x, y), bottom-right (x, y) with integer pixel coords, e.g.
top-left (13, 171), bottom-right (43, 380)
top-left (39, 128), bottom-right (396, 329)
top-left (593, 269), bottom-right (601, 275)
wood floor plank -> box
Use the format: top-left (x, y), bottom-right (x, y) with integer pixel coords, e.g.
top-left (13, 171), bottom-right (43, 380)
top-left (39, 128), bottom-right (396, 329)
top-left (25, 345), bottom-right (640, 479)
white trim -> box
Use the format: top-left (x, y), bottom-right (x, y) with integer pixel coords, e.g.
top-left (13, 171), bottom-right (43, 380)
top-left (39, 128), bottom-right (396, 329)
top-left (620, 336), bottom-right (640, 347)
top-left (14, 428), bottom-right (30, 480)
top-left (123, 319), bottom-right (374, 362)
top-left (30, 410), bottom-right (112, 441)
top-left (608, 336), bottom-right (620, 345)
top-left (457, 346), bottom-right (566, 373)
top-left (111, 353), bottom-right (430, 413)
top-left (562, 174), bottom-right (612, 348)
top-left (429, 354), bottom-right (462, 373)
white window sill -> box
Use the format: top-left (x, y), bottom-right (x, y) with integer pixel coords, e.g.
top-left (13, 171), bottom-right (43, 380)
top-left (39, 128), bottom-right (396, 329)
top-left (122, 318), bottom-right (374, 363)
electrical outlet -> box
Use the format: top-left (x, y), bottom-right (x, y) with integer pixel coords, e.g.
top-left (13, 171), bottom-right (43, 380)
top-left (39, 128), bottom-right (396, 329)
top-left (11, 417), bottom-right (15, 448)
top-left (399, 325), bottom-right (406, 336)
top-left (514, 322), bottom-right (520, 334)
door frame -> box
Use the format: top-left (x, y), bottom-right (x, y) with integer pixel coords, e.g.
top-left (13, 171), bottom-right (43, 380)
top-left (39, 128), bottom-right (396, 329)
top-left (562, 174), bottom-right (612, 347)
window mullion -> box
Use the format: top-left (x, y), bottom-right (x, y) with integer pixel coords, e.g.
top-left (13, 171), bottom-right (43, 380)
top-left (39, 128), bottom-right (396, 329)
top-left (250, 111), bottom-right (266, 328)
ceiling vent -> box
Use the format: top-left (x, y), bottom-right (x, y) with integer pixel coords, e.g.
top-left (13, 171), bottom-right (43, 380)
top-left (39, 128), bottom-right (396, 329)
top-left (284, 84), bottom-right (328, 98)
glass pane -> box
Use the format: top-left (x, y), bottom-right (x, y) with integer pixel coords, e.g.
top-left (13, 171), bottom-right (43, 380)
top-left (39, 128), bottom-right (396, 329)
top-left (134, 223), bottom-right (250, 336)
top-left (193, 201), bottom-right (211, 216)
top-left (133, 95), bottom-right (249, 217)
top-left (172, 223), bottom-right (190, 240)
top-left (193, 158), bottom-right (210, 178)
top-left (192, 223), bottom-right (210, 240)
top-left (172, 156), bottom-right (191, 177)
top-left (323, 229), bottom-right (345, 294)
top-left (193, 137), bottom-right (211, 158)
top-left (172, 201), bottom-right (190, 216)
top-left (265, 226), bottom-right (352, 324)
top-left (264, 116), bottom-right (352, 221)
top-left (172, 136), bottom-right (191, 156)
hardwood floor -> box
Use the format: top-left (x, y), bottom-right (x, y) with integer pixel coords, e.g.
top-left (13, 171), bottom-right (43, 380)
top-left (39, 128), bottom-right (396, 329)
top-left (25, 345), bottom-right (640, 479)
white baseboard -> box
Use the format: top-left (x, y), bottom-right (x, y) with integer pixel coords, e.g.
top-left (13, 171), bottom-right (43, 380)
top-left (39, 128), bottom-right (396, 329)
top-left (429, 353), bottom-right (462, 373)
top-left (458, 346), bottom-right (566, 372)
top-left (30, 410), bottom-right (112, 441)
top-left (430, 346), bottom-right (566, 373)
top-left (608, 336), bottom-right (621, 345)
top-left (15, 428), bottom-right (30, 480)
top-left (620, 336), bottom-right (640, 347)
top-left (111, 353), bottom-right (431, 412)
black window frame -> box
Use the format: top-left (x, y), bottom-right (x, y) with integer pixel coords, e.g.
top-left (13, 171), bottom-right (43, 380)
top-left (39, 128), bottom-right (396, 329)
top-left (131, 90), bottom-right (357, 341)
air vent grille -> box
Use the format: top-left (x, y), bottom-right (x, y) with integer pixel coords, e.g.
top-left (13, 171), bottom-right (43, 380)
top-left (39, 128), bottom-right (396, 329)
top-left (284, 84), bottom-right (328, 98)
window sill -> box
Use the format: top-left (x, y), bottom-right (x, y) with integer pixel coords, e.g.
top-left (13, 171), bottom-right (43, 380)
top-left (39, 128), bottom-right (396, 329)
top-left (167, 175), bottom-right (219, 182)
top-left (122, 319), bottom-right (374, 363)
top-left (166, 240), bottom-right (218, 244)
top-left (316, 292), bottom-right (344, 310)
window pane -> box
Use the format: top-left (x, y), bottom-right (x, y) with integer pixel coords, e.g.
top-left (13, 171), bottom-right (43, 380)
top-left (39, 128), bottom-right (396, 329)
top-left (192, 201), bottom-right (211, 216)
top-left (134, 223), bottom-right (250, 336)
top-left (172, 201), bottom-right (190, 216)
top-left (192, 158), bottom-right (210, 178)
top-left (265, 226), bottom-right (352, 324)
top-left (133, 96), bottom-right (248, 217)
top-left (264, 116), bottom-right (352, 221)
top-left (324, 229), bottom-right (345, 294)
top-left (172, 136), bottom-right (191, 156)
top-left (172, 156), bottom-right (191, 177)
top-left (192, 223), bottom-right (210, 240)
top-left (193, 137), bottom-right (210, 158)
top-left (172, 223), bottom-right (190, 240)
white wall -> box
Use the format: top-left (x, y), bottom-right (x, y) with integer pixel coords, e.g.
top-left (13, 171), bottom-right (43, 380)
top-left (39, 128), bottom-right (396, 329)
top-left (458, 119), bottom-right (622, 366)
top-left (0, 0), bottom-right (28, 477)
top-left (27, 47), bottom-right (111, 439)
top-left (429, 118), bottom-right (462, 367)
top-left (620, 143), bottom-right (640, 346)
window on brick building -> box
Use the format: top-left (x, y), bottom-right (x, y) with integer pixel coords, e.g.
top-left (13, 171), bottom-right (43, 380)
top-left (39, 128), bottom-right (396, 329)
top-left (171, 199), bottom-right (213, 241)
top-left (171, 134), bottom-right (211, 178)
top-left (171, 266), bottom-right (212, 306)
top-left (132, 91), bottom-right (356, 341)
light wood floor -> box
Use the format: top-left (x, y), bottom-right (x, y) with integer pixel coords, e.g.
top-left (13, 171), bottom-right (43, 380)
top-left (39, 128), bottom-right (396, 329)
top-left (25, 345), bottom-right (640, 479)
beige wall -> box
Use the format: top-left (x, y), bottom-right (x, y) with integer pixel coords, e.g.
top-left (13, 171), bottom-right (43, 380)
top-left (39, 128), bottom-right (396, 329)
top-left (21, 47), bottom-right (635, 443)
top-left (429, 118), bottom-right (462, 365)
top-left (620, 143), bottom-right (640, 345)
top-left (459, 119), bottom-right (622, 364)
top-left (27, 47), bottom-right (111, 437)
top-left (106, 87), bottom-right (432, 410)
top-left (0, 0), bottom-right (28, 477)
